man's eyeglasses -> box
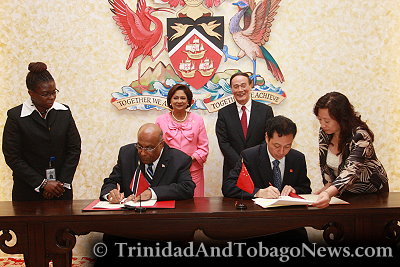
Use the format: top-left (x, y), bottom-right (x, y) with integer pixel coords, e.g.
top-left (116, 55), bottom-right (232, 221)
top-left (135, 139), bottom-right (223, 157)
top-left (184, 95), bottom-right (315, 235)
top-left (31, 89), bottom-right (59, 97)
top-left (135, 140), bottom-right (163, 152)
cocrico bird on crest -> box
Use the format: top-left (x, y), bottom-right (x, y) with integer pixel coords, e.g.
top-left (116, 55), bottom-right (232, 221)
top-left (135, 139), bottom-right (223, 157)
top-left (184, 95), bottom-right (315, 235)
top-left (223, 0), bottom-right (284, 84)
top-left (109, 0), bottom-right (174, 88)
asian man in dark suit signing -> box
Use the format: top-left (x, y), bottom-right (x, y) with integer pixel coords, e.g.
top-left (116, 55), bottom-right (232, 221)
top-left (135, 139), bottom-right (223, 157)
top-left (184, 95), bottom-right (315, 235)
top-left (222, 116), bottom-right (311, 245)
top-left (222, 115), bottom-right (311, 199)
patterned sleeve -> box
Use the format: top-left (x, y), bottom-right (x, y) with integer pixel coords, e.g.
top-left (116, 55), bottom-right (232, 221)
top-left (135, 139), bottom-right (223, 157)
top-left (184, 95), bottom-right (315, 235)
top-left (318, 128), bottom-right (336, 184)
top-left (332, 129), bottom-right (373, 193)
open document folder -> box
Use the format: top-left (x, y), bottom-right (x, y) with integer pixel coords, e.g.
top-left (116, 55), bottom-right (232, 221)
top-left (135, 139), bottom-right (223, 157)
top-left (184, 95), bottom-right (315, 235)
top-left (93, 199), bottom-right (157, 209)
top-left (253, 194), bottom-right (349, 208)
top-left (82, 199), bottom-right (176, 211)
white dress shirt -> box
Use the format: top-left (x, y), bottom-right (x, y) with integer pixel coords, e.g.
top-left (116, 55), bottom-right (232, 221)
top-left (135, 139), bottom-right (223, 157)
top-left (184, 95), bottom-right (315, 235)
top-left (21, 98), bottom-right (68, 118)
top-left (235, 99), bottom-right (252, 126)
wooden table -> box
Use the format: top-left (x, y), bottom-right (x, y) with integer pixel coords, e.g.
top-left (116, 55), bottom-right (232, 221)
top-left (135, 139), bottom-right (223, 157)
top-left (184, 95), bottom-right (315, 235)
top-left (0, 193), bottom-right (399, 266)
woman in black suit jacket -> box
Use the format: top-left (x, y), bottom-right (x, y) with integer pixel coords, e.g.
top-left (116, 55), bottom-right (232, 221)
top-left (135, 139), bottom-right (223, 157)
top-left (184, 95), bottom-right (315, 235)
top-left (2, 62), bottom-right (81, 201)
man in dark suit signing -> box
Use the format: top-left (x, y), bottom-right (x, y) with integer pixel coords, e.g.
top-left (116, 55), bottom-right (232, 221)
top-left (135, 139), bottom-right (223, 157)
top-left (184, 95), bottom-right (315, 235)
top-left (222, 116), bottom-right (311, 245)
top-left (96, 123), bottom-right (195, 265)
top-left (100, 123), bottom-right (195, 202)
top-left (216, 72), bottom-right (274, 182)
top-left (222, 115), bottom-right (311, 199)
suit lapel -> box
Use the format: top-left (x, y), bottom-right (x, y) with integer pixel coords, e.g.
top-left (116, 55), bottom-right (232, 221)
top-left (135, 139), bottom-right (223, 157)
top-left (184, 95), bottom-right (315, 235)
top-left (258, 144), bottom-right (273, 187)
top-left (46, 109), bottom-right (58, 130)
top-left (247, 100), bottom-right (259, 141)
top-left (29, 109), bottom-right (58, 131)
top-left (30, 111), bottom-right (48, 129)
top-left (151, 145), bottom-right (169, 186)
top-left (132, 144), bottom-right (140, 176)
top-left (228, 103), bottom-right (246, 142)
top-left (282, 151), bottom-right (293, 186)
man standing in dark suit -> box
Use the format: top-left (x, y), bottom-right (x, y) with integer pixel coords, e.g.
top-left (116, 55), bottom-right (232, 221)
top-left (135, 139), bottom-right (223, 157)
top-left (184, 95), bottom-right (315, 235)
top-left (100, 123), bottom-right (195, 202)
top-left (222, 115), bottom-right (311, 199)
top-left (216, 72), bottom-right (274, 182)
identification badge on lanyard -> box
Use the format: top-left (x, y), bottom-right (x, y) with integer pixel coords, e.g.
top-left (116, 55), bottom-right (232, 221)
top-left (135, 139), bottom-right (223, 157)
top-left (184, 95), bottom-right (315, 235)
top-left (46, 156), bottom-right (56, 180)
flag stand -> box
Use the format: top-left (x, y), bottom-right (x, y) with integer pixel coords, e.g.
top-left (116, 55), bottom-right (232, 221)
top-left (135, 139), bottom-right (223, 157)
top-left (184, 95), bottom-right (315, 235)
top-left (134, 196), bottom-right (147, 213)
top-left (235, 160), bottom-right (253, 210)
top-left (235, 191), bottom-right (247, 210)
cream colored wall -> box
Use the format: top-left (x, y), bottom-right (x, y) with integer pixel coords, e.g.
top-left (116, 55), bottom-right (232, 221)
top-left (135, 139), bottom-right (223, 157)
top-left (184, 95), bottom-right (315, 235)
top-left (1, 0), bottom-right (400, 260)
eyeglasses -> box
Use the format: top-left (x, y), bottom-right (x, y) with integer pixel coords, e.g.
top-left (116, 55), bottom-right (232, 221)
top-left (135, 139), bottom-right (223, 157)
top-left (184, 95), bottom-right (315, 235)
top-left (135, 140), bottom-right (163, 152)
top-left (31, 89), bottom-right (59, 97)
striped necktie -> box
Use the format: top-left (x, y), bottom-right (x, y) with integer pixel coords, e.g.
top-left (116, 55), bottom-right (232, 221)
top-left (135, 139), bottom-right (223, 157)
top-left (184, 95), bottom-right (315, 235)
top-left (146, 163), bottom-right (154, 180)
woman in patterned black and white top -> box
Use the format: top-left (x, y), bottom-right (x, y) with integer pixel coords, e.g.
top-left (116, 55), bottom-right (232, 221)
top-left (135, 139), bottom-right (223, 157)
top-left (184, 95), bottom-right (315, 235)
top-left (312, 92), bottom-right (388, 208)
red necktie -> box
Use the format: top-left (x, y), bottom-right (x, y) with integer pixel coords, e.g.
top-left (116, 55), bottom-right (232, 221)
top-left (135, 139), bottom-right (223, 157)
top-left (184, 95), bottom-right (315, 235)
top-left (241, 105), bottom-right (248, 138)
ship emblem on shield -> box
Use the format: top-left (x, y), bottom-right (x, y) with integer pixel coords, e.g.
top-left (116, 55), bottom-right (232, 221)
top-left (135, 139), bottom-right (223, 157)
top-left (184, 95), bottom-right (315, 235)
top-left (167, 16), bottom-right (224, 89)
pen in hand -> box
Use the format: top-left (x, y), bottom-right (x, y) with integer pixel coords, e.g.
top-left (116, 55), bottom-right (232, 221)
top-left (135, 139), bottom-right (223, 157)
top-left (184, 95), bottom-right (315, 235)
top-left (116, 183), bottom-right (127, 204)
top-left (268, 182), bottom-right (281, 198)
top-left (109, 183), bottom-right (125, 204)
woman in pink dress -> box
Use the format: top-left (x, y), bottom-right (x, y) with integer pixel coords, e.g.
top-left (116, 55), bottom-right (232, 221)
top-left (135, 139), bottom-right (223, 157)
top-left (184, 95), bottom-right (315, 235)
top-left (156, 84), bottom-right (209, 197)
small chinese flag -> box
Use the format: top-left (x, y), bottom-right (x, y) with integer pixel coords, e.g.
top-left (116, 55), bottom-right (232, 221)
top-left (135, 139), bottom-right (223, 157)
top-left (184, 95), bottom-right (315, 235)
top-left (236, 161), bottom-right (254, 194)
top-left (130, 169), bottom-right (150, 196)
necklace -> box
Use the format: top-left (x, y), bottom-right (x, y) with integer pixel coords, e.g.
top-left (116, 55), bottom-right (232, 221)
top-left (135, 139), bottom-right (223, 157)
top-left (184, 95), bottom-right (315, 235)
top-left (39, 109), bottom-right (48, 118)
top-left (171, 111), bottom-right (188, 122)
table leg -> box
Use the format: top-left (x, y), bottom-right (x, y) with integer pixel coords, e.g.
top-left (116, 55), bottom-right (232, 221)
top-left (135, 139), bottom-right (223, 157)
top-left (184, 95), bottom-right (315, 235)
top-left (25, 223), bottom-right (48, 267)
top-left (50, 251), bottom-right (72, 267)
top-left (46, 227), bottom-right (76, 267)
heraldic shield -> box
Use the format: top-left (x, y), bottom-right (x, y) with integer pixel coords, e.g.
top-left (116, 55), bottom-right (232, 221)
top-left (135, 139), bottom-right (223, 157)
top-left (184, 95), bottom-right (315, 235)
top-left (167, 16), bottom-right (224, 89)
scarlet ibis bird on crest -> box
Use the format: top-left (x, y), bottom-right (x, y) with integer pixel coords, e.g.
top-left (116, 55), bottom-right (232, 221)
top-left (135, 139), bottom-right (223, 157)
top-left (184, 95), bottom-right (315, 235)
top-left (223, 0), bottom-right (284, 84)
top-left (109, 0), bottom-right (174, 88)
